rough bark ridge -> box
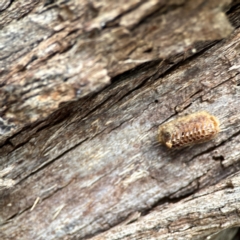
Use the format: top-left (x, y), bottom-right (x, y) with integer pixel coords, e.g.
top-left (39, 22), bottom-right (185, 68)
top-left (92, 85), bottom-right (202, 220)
top-left (1, 0), bottom-right (240, 239)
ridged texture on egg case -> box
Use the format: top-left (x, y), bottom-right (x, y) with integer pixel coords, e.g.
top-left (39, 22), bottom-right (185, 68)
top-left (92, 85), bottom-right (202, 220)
top-left (158, 111), bottom-right (220, 148)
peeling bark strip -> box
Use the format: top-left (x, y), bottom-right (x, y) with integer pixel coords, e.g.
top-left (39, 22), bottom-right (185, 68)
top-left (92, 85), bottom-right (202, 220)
top-left (1, 0), bottom-right (240, 240)
top-left (0, 0), bottom-right (233, 132)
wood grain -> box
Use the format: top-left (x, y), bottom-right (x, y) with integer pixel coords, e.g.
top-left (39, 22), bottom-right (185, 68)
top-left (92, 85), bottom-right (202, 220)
top-left (0, 0), bottom-right (240, 239)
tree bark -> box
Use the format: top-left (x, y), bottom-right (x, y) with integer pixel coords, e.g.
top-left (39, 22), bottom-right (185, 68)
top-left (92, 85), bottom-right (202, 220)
top-left (1, 0), bottom-right (240, 239)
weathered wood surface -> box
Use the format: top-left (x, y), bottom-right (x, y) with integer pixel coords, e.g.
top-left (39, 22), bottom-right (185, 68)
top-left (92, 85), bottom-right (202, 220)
top-left (1, 0), bottom-right (240, 239)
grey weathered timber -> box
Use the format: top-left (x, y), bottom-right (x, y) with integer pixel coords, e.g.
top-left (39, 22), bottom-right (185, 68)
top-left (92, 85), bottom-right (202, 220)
top-left (1, 0), bottom-right (240, 239)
